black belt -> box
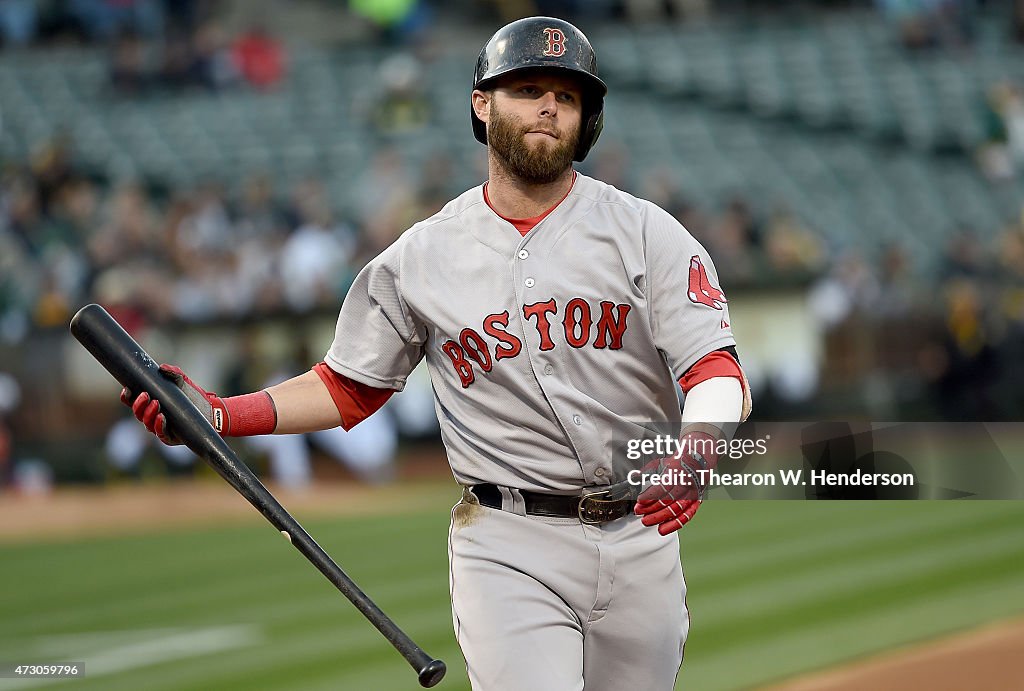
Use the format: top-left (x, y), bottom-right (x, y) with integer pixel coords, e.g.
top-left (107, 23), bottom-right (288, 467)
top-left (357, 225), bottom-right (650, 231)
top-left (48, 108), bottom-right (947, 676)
top-left (471, 482), bottom-right (638, 524)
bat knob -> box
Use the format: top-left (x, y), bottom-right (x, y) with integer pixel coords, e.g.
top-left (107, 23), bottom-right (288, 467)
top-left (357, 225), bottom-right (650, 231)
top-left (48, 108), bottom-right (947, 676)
top-left (417, 659), bottom-right (446, 687)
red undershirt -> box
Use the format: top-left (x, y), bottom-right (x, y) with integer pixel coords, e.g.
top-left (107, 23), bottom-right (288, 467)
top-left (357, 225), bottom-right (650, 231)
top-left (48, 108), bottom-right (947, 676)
top-left (483, 170), bottom-right (577, 235)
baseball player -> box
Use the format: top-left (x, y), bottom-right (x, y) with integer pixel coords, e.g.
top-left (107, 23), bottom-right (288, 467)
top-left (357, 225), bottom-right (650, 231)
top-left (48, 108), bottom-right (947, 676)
top-left (122, 17), bottom-right (750, 690)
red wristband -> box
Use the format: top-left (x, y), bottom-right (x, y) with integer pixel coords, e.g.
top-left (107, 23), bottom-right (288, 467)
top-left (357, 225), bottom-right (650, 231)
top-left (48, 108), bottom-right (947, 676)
top-left (222, 391), bottom-right (277, 436)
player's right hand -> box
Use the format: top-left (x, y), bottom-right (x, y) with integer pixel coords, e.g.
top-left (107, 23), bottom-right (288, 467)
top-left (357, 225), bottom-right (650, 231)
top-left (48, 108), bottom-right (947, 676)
top-left (120, 364), bottom-right (227, 446)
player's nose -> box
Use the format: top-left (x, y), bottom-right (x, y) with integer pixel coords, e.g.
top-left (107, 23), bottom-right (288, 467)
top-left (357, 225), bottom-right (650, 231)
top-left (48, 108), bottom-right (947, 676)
top-left (537, 90), bottom-right (558, 117)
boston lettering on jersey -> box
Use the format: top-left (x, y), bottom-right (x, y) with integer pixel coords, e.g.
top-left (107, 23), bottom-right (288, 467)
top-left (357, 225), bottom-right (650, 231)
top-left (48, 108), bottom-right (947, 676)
top-left (441, 298), bottom-right (631, 388)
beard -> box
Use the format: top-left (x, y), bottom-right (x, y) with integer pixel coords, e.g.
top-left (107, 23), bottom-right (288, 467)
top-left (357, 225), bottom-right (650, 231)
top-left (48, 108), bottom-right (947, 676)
top-left (487, 102), bottom-right (579, 185)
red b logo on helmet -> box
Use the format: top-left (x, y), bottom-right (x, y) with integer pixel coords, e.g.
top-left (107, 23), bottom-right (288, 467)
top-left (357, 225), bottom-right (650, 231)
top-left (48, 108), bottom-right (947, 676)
top-left (543, 28), bottom-right (566, 56)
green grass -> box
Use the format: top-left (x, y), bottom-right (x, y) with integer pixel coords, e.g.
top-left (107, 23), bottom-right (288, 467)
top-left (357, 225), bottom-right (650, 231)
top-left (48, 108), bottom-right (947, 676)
top-left (1, 497), bottom-right (1023, 690)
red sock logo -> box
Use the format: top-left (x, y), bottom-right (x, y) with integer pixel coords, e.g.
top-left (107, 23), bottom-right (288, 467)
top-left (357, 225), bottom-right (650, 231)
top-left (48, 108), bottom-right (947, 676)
top-left (687, 256), bottom-right (727, 310)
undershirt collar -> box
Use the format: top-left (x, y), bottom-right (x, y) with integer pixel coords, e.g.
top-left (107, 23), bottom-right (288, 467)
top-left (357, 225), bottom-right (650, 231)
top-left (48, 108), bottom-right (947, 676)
top-left (483, 170), bottom-right (577, 236)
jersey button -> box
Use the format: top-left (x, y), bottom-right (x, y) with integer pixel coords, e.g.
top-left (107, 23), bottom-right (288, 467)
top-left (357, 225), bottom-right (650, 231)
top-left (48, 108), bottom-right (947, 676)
top-left (595, 467), bottom-right (607, 477)
top-left (525, 278), bottom-right (536, 288)
top-left (572, 414), bottom-right (582, 426)
top-left (518, 249), bottom-right (529, 260)
top-left (543, 364), bottom-right (553, 375)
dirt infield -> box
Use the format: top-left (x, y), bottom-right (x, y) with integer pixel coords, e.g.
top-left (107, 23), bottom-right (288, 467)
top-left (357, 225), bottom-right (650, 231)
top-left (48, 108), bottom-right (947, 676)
top-left (0, 478), bottom-right (459, 543)
top-left (763, 616), bottom-right (1024, 691)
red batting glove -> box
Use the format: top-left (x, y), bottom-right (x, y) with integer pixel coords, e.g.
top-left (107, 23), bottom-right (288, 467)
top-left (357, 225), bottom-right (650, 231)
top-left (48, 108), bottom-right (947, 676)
top-left (121, 388), bottom-right (179, 445)
top-left (634, 430), bottom-right (718, 535)
top-left (120, 364), bottom-right (229, 445)
top-left (633, 456), bottom-right (704, 535)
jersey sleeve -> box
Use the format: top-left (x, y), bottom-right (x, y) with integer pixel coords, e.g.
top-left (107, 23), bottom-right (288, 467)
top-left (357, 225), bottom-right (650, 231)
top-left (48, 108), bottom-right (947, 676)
top-left (643, 204), bottom-right (737, 380)
top-left (325, 240), bottom-right (427, 390)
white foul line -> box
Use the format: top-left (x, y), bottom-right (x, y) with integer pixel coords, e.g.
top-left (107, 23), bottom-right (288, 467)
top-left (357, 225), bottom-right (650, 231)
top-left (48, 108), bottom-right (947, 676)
top-left (1, 625), bottom-right (262, 689)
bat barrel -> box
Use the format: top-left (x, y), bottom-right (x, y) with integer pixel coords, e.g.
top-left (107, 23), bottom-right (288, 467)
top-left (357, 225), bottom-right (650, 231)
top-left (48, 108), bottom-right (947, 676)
top-left (69, 304), bottom-right (445, 685)
top-left (71, 305), bottom-right (266, 511)
top-left (70, 303), bottom-right (215, 451)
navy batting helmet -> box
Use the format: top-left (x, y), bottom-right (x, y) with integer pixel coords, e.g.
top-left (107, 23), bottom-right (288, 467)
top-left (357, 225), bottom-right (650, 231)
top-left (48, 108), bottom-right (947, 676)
top-left (471, 17), bottom-right (607, 162)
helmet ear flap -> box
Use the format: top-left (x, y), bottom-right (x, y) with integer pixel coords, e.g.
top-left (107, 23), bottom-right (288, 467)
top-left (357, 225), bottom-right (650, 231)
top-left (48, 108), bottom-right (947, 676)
top-left (575, 104), bottom-right (604, 162)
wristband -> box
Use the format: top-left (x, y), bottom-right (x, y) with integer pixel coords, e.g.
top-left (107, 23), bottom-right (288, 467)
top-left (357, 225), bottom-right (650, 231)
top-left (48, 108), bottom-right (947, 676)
top-left (679, 459), bottom-right (706, 501)
top-left (221, 391), bottom-right (277, 436)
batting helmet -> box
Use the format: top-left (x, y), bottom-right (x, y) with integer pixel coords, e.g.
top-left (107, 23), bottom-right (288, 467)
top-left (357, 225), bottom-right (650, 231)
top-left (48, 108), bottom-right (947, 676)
top-left (471, 16), bottom-right (607, 162)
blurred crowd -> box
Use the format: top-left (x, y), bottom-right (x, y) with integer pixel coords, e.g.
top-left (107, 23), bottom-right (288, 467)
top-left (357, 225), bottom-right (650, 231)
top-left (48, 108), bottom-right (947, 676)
top-left (616, 152), bottom-right (1024, 421)
top-left (108, 20), bottom-right (286, 95)
top-left (875, 0), bottom-right (1024, 50)
top-left (875, 0), bottom-right (978, 50)
top-left (3, 131), bottom-right (1023, 424)
top-left (980, 79), bottom-right (1024, 181)
top-left (3, 0), bottom-right (1024, 494)
top-left (0, 1), bottom-right (287, 93)
top-left (0, 0), bottom-right (207, 47)
top-left (0, 134), bottom-right (453, 493)
top-left (801, 225), bottom-right (1024, 421)
top-left (1, 130), bottom-right (1022, 497)
top-left (0, 134), bottom-right (461, 337)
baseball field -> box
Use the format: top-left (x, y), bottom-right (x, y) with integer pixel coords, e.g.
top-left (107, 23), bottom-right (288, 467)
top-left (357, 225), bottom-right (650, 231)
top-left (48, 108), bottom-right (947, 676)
top-left (1, 479), bottom-right (1022, 691)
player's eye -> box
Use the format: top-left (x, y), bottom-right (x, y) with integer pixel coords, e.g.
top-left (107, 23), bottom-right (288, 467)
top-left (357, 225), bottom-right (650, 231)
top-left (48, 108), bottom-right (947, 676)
top-left (520, 85), bottom-right (539, 95)
top-left (558, 92), bottom-right (578, 104)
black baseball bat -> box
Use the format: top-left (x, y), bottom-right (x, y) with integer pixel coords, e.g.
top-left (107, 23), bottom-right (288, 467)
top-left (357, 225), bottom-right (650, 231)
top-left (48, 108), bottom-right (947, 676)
top-left (70, 303), bottom-right (446, 688)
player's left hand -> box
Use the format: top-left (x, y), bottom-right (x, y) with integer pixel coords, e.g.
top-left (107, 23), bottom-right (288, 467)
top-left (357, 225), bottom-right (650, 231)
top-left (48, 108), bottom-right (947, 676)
top-left (634, 430), bottom-right (716, 535)
top-left (633, 456), bottom-right (703, 535)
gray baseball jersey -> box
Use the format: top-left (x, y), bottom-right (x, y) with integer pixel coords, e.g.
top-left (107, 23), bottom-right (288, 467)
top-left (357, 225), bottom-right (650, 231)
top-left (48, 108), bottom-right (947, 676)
top-left (325, 172), bottom-right (735, 491)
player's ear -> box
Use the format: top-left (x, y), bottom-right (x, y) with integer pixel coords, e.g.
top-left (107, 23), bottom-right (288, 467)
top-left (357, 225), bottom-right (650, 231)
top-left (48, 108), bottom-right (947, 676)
top-left (472, 89), bottom-right (491, 124)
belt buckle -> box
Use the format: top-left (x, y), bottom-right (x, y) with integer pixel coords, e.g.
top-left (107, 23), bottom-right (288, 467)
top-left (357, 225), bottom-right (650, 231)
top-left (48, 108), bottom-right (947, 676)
top-left (578, 488), bottom-right (619, 525)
